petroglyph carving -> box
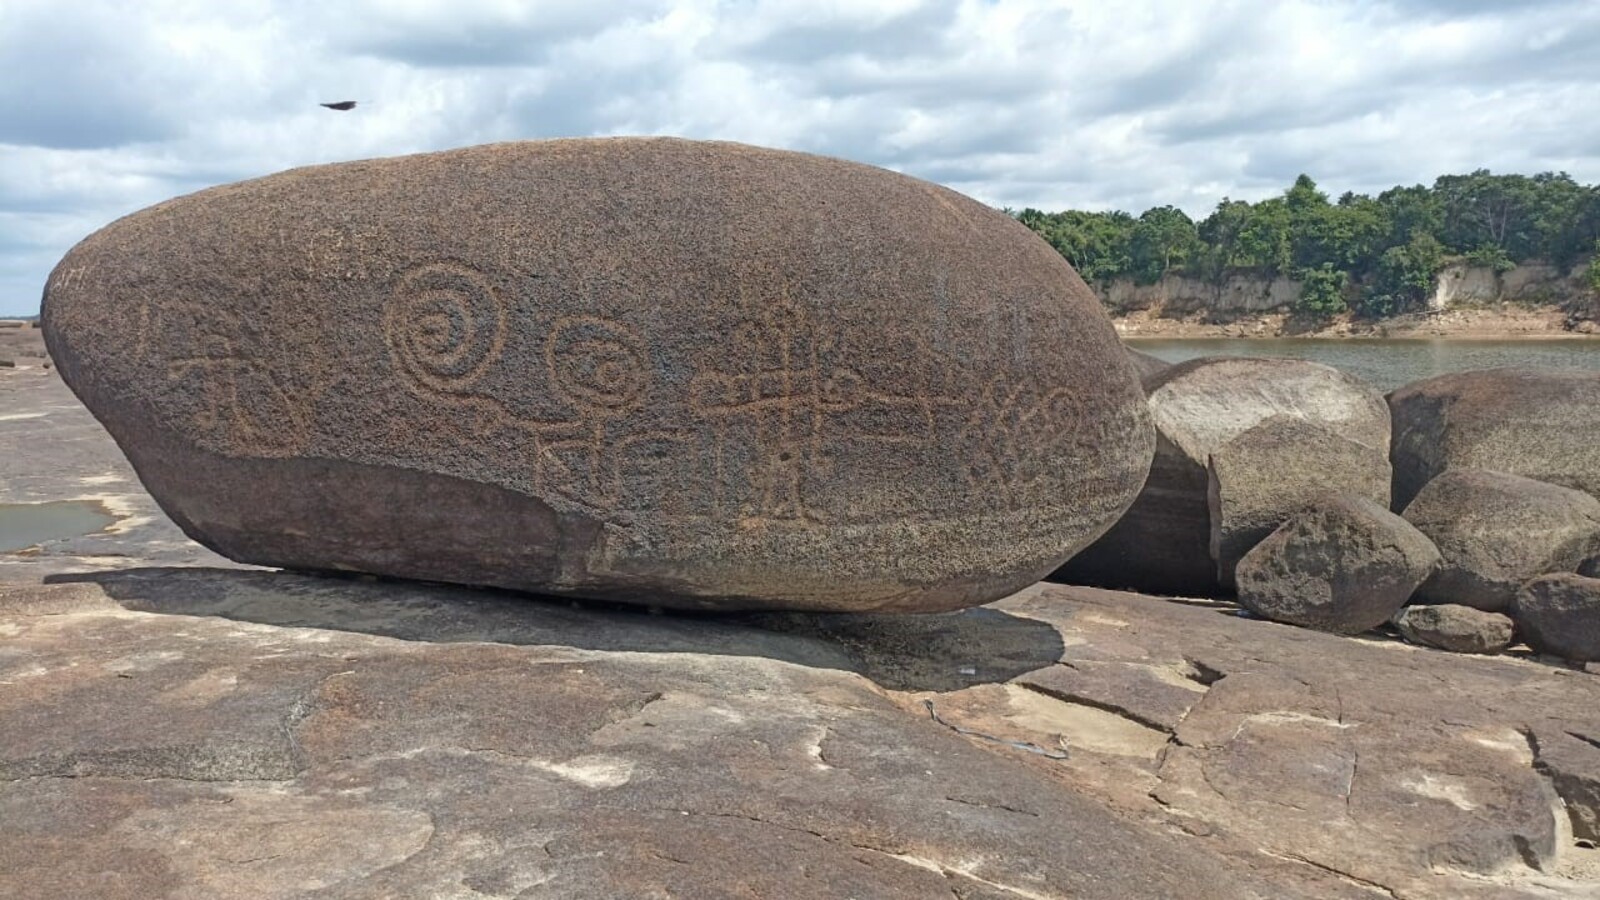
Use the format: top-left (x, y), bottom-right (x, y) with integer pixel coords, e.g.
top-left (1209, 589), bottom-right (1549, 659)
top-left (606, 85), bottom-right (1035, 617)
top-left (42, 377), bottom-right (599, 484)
top-left (385, 262), bottom-right (507, 394)
top-left (379, 270), bottom-right (1083, 522)
top-left (545, 316), bottom-right (651, 414)
top-left (161, 302), bottom-right (323, 458)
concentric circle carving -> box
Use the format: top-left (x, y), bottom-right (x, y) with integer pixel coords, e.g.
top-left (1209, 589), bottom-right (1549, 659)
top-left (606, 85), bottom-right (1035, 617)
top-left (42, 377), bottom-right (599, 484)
top-left (385, 262), bottom-right (506, 393)
top-left (545, 316), bottom-right (650, 414)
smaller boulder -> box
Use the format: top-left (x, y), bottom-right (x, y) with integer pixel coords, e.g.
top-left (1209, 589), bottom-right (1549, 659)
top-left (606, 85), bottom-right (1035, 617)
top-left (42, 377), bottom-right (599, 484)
top-left (1235, 494), bottom-right (1442, 635)
top-left (1514, 573), bottom-right (1600, 662)
top-left (1124, 346), bottom-right (1171, 385)
top-left (1403, 469), bottom-right (1600, 612)
top-left (1392, 604), bottom-right (1514, 655)
top-left (1207, 415), bottom-right (1390, 590)
top-left (1055, 356), bottom-right (1390, 597)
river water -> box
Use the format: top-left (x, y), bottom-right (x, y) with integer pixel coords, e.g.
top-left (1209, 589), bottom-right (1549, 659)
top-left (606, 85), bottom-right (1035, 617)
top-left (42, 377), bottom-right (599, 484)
top-left (1128, 338), bottom-right (1600, 393)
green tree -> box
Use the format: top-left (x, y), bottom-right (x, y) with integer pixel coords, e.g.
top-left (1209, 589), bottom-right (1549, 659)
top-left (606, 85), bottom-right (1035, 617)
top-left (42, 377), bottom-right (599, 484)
top-left (1587, 239), bottom-right (1600, 293)
top-left (1361, 233), bottom-right (1445, 317)
top-left (1234, 198), bottom-right (1294, 273)
top-left (1129, 205), bottom-right (1200, 283)
top-left (1296, 265), bottom-right (1349, 317)
top-left (1016, 208), bottom-right (1136, 283)
top-left (1465, 243), bottom-right (1515, 273)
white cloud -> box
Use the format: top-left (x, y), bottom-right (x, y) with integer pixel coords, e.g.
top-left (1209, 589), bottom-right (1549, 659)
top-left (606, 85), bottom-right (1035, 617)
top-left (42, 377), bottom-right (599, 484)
top-left (2, 0), bottom-right (1598, 313)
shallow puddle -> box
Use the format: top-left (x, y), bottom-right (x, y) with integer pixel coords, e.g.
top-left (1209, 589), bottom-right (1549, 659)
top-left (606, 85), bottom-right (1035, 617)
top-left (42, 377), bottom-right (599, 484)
top-left (0, 500), bottom-right (118, 552)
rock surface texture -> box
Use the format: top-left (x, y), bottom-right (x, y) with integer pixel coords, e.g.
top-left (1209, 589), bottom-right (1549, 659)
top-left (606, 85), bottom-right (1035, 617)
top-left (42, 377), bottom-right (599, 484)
top-left (1389, 367), bottom-right (1600, 509)
top-left (1515, 573), bottom-right (1600, 662)
top-left (1234, 493), bottom-right (1442, 634)
top-left (1056, 356), bottom-right (1389, 596)
top-left (8, 366), bottom-right (1600, 898)
top-left (40, 138), bottom-right (1154, 613)
top-left (1403, 468), bottom-right (1600, 612)
top-left (1392, 603), bottom-right (1516, 655)
top-left (1207, 415), bottom-right (1390, 590)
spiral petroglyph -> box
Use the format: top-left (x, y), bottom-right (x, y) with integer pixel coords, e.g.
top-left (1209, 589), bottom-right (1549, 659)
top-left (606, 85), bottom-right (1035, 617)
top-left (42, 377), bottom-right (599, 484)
top-left (385, 262), bottom-right (507, 394)
top-left (545, 316), bottom-right (651, 414)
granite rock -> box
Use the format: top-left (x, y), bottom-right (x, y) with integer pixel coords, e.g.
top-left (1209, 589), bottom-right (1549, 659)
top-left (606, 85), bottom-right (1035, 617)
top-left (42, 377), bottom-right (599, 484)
top-left (1389, 367), bottom-right (1600, 509)
top-left (1056, 356), bottom-right (1389, 596)
top-left (1235, 493), bottom-right (1441, 634)
top-left (1207, 415), bottom-right (1391, 590)
top-left (1392, 603), bottom-right (1515, 655)
top-left (1514, 573), bottom-right (1600, 662)
top-left (1403, 469), bottom-right (1600, 612)
top-left (41, 138), bottom-right (1154, 613)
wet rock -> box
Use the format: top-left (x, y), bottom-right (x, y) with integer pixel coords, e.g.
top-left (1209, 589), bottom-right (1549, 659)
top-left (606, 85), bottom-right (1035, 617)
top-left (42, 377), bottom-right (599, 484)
top-left (1389, 367), bottom-right (1600, 509)
top-left (41, 138), bottom-right (1154, 613)
top-left (1514, 573), bottom-right (1600, 662)
top-left (1056, 357), bottom-right (1389, 596)
top-left (1207, 415), bottom-right (1390, 590)
top-left (1235, 493), bottom-right (1441, 634)
top-left (1403, 469), bottom-right (1600, 612)
top-left (1392, 604), bottom-right (1515, 655)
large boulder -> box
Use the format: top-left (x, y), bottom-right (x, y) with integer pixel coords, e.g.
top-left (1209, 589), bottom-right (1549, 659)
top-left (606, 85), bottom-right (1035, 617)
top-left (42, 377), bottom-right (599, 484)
top-left (1514, 573), bottom-right (1600, 662)
top-left (41, 138), bottom-right (1154, 613)
top-left (1402, 469), bottom-right (1600, 612)
top-left (1207, 415), bottom-right (1390, 590)
top-left (1389, 368), bottom-right (1600, 509)
top-left (1055, 357), bottom-right (1389, 596)
top-left (1234, 493), bottom-right (1441, 634)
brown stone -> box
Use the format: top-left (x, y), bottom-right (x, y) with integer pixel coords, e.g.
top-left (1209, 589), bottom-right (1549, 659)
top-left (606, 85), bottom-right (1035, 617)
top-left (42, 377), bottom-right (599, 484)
top-left (1207, 415), bottom-right (1391, 590)
top-left (1054, 356), bottom-right (1388, 596)
top-left (1514, 573), bottom-right (1600, 662)
top-left (40, 137), bottom-right (1154, 613)
top-left (1389, 367), bottom-right (1600, 509)
top-left (1234, 493), bottom-right (1440, 634)
top-left (1392, 604), bottom-right (1515, 655)
top-left (1529, 722), bottom-right (1600, 844)
top-left (1403, 469), bottom-right (1600, 612)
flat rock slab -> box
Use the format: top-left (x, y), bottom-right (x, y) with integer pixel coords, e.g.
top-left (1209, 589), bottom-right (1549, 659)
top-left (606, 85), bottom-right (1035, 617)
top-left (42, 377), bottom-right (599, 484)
top-left (2, 577), bottom-right (1315, 900)
top-left (9, 362), bottom-right (1600, 899)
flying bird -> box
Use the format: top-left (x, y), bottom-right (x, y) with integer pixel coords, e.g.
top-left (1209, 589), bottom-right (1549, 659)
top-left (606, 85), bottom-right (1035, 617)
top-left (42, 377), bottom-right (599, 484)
top-left (320, 101), bottom-right (358, 111)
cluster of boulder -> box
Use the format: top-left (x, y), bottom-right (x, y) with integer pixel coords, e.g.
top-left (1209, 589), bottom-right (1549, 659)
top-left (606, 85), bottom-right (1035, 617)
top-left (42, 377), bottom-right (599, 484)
top-left (1057, 359), bottom-right (1600, 661)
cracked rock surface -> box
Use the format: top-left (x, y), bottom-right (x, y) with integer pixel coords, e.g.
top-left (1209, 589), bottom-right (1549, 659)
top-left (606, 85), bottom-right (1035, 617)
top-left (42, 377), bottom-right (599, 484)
top-left (7, 353), bottom-right (1600, 898)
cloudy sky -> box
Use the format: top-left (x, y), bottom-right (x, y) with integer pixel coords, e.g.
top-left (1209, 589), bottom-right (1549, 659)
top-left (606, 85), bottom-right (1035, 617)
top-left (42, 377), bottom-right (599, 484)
top-left (3, 0), bottom-right (1599, 314)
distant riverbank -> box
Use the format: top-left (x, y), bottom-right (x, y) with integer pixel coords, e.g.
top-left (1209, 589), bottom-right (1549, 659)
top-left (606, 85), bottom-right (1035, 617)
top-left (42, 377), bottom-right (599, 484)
top-left (1115, 305), bottom-right (1599, 341)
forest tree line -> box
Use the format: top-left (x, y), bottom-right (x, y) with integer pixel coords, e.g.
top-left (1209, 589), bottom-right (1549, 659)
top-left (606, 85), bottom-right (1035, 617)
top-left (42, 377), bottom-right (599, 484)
top-left (1014, 171), bottom-right (1600, 317)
